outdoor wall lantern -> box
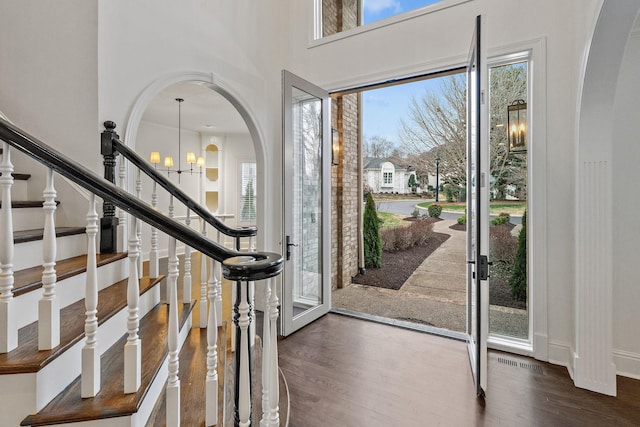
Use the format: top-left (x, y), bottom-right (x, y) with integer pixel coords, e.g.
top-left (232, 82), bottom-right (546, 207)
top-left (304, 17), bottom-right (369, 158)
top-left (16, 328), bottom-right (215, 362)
top-left (507, 99), bottom-right (527, 153)
top-left (332, 127), bottom-right (340, 166)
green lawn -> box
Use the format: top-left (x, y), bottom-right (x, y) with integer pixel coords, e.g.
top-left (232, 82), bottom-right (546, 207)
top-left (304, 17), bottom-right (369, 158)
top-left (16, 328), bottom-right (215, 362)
top-left (417, 201), bottom-right (526, 216)
top-left (377, 211), bottom-right (409, 229)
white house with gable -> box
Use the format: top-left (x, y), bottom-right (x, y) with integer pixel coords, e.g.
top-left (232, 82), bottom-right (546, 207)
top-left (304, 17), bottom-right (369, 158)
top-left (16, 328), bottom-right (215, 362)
top-left (363, 157), bottom-right (416, 194)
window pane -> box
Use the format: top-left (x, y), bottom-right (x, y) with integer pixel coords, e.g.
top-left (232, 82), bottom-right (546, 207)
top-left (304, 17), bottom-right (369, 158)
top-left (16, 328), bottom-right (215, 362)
top-left (240, 162), bottom-right (257, 222)
top-left (321, 0), bottom-right (444, 38)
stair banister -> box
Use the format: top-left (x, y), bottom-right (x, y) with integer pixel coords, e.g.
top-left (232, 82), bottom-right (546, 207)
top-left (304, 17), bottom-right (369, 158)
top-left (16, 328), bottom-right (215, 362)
top-left (0, 116), bottom-right (285, 426)
top-left (0, 117), bottom-right (282, 279)
top-left (103, 122), bottom-right (257, 240)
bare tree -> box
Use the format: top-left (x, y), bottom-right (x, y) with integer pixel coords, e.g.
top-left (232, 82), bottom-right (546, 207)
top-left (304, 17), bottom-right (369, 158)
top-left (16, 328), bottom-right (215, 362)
top-left (399, 66), bottom-right (527, 197)
top-left (363, 135), bottom-right (395, 158)
top-left (399, 74), bottom-right (467, 186)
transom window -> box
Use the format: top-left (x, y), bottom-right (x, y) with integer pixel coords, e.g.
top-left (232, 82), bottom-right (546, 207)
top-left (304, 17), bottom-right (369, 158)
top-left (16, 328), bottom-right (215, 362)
top-left (317, 0), bottom-right (468, 39)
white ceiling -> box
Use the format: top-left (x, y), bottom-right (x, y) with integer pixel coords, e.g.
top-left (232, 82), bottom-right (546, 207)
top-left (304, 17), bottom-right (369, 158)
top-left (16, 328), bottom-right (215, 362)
top-left (141, 82), bottom-right (249, 135)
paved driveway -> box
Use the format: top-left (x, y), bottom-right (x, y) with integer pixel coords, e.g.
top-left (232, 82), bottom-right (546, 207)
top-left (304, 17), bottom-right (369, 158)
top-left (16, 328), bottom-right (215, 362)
top-left (375, 199), bottom-right (521, 224)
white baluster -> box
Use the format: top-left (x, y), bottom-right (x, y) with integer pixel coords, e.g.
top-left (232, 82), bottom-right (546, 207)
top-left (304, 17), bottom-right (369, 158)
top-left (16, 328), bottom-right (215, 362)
top-left (166, 194), bottom-right (180, 426)
top-left (235, 280), bottom-right (252, 427)
top-left (0, 142), bottom-right (16, 353)
top-left (205, 256), bottom-right (218, 426)
top-left (260, 278), bottom-right (272, 427)
top-left (135, 169), bottom-right (143, 275)
top-left (249, 236), bottom-right (256, 348)
top-left (117, 154), bottom-right (127, 253)
top-left (268, 277), bottom-right (280, 426)
top-left (199, 221), bottom-right (207, 328)
top-left (215, 229), bottom-right (222, 326)
top-left (81, 194), bottom-right (100, 397)
top-left (38, 168), bottom-right (59, 350)
top-left (149, 180), bottom-right (159, 278)
top-left (183, 209), bottom-right (192, 304)
top-left (209, 233), bottom-right (222, 328)
top-left (124, 211), bottom-right (141, 393)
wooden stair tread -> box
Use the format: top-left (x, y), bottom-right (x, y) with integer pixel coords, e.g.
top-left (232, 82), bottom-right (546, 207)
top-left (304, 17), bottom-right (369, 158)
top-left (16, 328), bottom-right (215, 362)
top-left (21, 301), bottom-right (195, 426)
top-left (13, 252), bottom-right (127, 297)
top-left (11, 173), bottom-right (31, 181)
top-left (147, 326), bottom-right (229, 426)
top-left (14, 226), bottom-right (86, 244)
top-left (0, 275), bottom-right (164, 374)
top-left (0, 200), bottom-right (60, 209)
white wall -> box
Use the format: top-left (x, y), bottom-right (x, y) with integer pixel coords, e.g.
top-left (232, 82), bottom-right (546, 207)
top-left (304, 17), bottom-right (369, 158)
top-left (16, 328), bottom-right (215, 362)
top-left (97, 0), bottom-right (287, 252)
top-left (612, 29), bottom-right (640, 378)
top-left (0, 0), bottom-right (100, 172)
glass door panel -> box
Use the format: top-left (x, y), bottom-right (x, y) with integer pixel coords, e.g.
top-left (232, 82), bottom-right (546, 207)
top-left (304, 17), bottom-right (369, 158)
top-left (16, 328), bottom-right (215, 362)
top-left (282, 71), bottom-right (331, 336)
top-left (466, 14), bottom-right (489, 397)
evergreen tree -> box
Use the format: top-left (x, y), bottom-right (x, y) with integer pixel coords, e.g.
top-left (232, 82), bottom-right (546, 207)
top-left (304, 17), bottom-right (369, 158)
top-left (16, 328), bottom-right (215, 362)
top-left (241, 179), bottom-right (256, 221)
top-left (408, 174), bottom-right (418, 193)
top-left (363, 192), bottom-right (382, 268)
top-left (509, 210), bottom-right (527, 301)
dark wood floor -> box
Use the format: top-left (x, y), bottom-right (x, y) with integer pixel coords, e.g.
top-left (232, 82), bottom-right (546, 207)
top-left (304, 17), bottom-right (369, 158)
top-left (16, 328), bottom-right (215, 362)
top-left (278, 314), bottom-right (640, 427)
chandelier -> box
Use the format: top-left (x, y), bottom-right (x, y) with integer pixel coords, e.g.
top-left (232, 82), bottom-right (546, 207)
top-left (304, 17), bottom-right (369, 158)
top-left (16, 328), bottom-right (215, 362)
top-left (150, 97), bottom-right (204, 182)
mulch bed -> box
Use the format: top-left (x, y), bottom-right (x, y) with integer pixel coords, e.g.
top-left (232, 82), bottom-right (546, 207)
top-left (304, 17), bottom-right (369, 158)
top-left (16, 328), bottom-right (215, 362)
top-left (351, 232), bottom-right (450, 290)
top-left (353, 220), bottom-right (526, 310)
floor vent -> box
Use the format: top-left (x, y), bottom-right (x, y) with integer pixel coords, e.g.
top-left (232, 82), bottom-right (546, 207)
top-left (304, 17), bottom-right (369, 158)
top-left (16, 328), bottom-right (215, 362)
top-left (497, 357), bottom-right (518, 367)
top-left (496, 358), bottom-right (544, 374)
top-left (520, 362), bottom-right (544, 375)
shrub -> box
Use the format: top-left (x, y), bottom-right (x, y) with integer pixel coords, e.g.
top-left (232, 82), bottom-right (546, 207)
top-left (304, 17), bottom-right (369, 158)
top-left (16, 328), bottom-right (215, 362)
top-left (411, 207), bottom-right (420, 218)
top-left (509, 211), bottom-right (527, 301)
top-left (444, 184), bottom-right (465, 202)
top-left (491, 212), bottom-right (511, 226)
top-left (364, 192), bottom-right (382, 268)
top-left (427, 204), bottom-right (442, 218)
top-left (457, 214), bottom-right (467, 225)
top-left (379, 219), bottom-right (434, 252)
top-left (409, 219), bottom-right (434, 246)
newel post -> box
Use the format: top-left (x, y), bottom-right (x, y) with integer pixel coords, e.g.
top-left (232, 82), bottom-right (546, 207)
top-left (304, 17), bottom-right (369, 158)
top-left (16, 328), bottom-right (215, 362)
top-left (100, 121), bottom-right (119, 253)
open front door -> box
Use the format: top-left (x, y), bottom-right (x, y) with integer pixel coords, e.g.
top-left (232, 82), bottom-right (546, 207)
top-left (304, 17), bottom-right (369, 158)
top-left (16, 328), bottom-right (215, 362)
top-left (281, 70), bottom-right (331, 336)
top-left (466, 15), bottom-right (489, 397)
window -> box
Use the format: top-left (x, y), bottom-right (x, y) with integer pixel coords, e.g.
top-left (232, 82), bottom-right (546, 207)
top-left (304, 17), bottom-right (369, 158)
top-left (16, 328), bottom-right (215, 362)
top-left (318, 0), bottom-right (464, 39)
top-left (240, 162), bottom-right (257, 222)
top-left (383, 171), bottom-right (393, 185)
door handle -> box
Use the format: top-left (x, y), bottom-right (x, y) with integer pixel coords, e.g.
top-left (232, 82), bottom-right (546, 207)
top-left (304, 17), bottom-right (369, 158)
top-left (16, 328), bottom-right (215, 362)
top-left (286, 235), bottom-right (298, 261)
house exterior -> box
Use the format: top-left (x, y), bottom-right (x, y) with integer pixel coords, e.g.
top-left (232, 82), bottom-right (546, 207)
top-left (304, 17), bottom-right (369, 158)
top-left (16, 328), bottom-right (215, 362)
top-left (363, 157), bottom-right (417, 194)
top-left (0, 0), bottom-right (639, 423)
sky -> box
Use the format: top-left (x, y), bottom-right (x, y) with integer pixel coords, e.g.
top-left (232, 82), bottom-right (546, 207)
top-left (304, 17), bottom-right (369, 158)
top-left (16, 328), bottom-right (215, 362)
top-left (362, 0), bottom-right (442, 24)
top-left (361, 0), bottom-right (448, 152)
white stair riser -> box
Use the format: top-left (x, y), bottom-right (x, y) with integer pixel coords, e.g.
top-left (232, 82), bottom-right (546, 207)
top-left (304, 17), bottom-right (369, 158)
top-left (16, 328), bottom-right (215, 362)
top-left (34, 285), bottom-right (161, 411)
top-left (20, 308), bottom-right (192, 427)
top-left (11, 207), bottom-right (47, 233)
top-left (14, 258), bottom-right (129, 331)
top-left (0, 283), bottom-right (163, 427)
top-left (10, 180), bottom-right (28, 200)
top-left (14, 234), bottom-right (87, 272)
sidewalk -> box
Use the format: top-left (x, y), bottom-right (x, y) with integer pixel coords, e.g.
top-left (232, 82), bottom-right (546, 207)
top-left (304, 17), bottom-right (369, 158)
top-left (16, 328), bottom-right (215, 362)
top-left (332, 219), bottom-right (528, 336)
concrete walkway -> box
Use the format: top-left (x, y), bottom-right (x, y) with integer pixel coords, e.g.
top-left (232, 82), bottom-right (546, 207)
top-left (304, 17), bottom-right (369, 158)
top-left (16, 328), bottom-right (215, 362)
top-left (332, 219), bottom-right (528, 337)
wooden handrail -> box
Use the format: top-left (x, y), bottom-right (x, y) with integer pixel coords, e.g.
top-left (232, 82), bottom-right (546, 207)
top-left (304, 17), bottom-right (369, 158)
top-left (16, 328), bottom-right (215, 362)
top-left (0, 117), bottom-right (282, 282)
top-left (102, 121), bottom-right (257, 239)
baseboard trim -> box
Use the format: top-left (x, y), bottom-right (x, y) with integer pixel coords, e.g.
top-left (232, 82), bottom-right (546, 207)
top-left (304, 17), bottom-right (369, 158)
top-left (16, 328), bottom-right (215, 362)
top-left (613, 349), bottom-right (640, 380)
top-left (548, 340), bottom-right (574, 380)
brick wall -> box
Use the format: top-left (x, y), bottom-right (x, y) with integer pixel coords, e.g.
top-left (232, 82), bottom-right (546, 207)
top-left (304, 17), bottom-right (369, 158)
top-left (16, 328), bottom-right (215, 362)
top-left (322, 0), bottom-right (359, 37)
top-left (332, 93), bottom-right (361, 289)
